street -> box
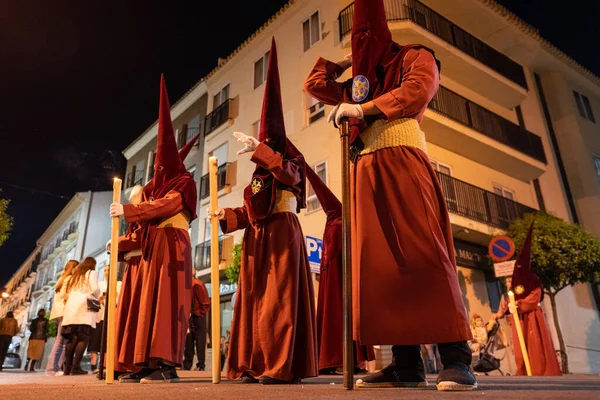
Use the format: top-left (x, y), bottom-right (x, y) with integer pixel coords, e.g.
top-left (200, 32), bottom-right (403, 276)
top-left (1, 370), bottom-right (599, 399)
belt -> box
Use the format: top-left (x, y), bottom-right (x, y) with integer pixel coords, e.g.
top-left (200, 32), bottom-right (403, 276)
top-left (358, 118), bottom-right (427, 157)
top-left (156, 212), bottom-right (190, 230)
top-left (124, 249), bottom-right (142, 260)
top-left (272, 190), bottom-right (297, 214)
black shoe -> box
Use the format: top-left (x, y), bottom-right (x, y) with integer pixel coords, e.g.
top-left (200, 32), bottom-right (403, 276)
top-left (436, 363), bottom-right (477, 391)
top-left (71, 368), bottom-right (88, 375)
top-left (118, 368), bottom-right (155, 383)
top-left (240, 373), bottom-right (259, 384)
top-left (356, 363), bottom-right (427, 388)
top-left (259, 376), bottom-right (301, 385)
top-left (140, 366), bottom-right (180, 384)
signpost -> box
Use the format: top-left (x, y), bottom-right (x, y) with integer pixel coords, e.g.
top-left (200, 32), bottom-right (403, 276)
top-left (306, 236), bottom-right (323, 274)
top-left (488, 236), bottom-right (515, 262)
top-left (494, 260), bottom-right (516, 278)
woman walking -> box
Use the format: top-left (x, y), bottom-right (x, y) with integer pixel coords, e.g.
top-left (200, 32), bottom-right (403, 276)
top-left (45, 260), bottom-right (78, 376)
top-left (25, 309), bottom-right (49, 371)
top-left (61, 257), bottom-right (101, 375)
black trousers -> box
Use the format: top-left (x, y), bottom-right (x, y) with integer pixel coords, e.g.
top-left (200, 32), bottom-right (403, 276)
top-left (393, 341), bottom-right (471, 370)
top-left (64, 328), bottom-right (92, 372)
top-left (0, 335), bottom-right (12, 370)
top-left (183, 314), bottom-right (207, 370)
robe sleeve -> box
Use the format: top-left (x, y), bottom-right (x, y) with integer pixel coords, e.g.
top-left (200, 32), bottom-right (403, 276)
top-left (220, 206), bottom-right (250, 233)
top-left (517, 288), bottom-right (542, 314)
top-left (198, 283), bottom-right (211, 317)
top-left (303, 57), bottom-right (353, 105)
top-left (123, 191), bottom-right (184, 224)
top-left (251, 143), bottom-right (302, 187)
top-left (497, 294), bottom-right (509, 317)
top-left (372, 48), bottom-right (440, 122)
top-left (117, 227), bottom-right (141, 252)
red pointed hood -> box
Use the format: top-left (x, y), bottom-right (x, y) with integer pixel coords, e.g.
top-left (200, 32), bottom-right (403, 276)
top-left (511, 223), bottom-right (543, 301)
top-left (153, 74), bottom-right (186, 192)
top-left (305, 163), bottom-right (341, 221)
top-left (258, 37), bottom-right (287, 155)
top-left (178, 132), bottom-right (201, 162)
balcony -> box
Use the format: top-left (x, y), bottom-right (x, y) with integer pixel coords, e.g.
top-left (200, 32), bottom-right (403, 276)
top-left (422, 85), bottom-right (546, 181)
top-left (126, 170), bottom-right (144, 188)
top-left (435, 171), bottom-right (536, 232)
top-left (199, 162), bottom-right (236, 200)
top-left (204, 98), bottom-right (232, 136)
top-left (194, 236), bottom-right (234, 271)
top-left (338, 0), bottom-right (528, 108)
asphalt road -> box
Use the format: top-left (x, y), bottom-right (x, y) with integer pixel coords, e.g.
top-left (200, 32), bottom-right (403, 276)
top-left (1, 370), bottom-right (599, 399)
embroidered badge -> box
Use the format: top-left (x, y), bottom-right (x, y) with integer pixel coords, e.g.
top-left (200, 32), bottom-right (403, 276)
top-left (515, 285), bottom-right (525, 295)
top-left (352, 75), bottom-right (369, 102)
top-left (251, 177), bottom-right (263, 194)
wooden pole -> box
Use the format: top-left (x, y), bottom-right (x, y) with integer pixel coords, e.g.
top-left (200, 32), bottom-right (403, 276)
top-left (209, 157), bottom-right (221, 383)
top-left (106, 178), bottom-right (121, 384)
top-left (508, 291), bottom-right (532, 376)
top-left (339, 119), bottom-right (353, 390)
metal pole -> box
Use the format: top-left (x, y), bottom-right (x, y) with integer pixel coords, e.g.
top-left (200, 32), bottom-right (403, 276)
top-left (340, 119), bottom-right (353, 390)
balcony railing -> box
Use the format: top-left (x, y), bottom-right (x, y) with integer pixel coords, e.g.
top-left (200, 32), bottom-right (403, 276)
top-left (195, 237), bottom-right (225, 271)
top-left (199, 163), bottom-right (230, 200)
top-left (126, 170), bottom-right (144, 188)
top-left (430, 86), bottom-right (547, 163)
top-left (204, 99), bottom-right (231, 136)
top-left (435, 171), bottom-right (536, 230)
top-left (338, 0), bottom-right (527, 88)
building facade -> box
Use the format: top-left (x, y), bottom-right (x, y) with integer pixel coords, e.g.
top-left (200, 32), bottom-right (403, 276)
top-left (121, 0), bottom-right (600, 373)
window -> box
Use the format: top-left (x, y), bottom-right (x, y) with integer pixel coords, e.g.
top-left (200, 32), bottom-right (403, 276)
top-left (573, 90), bottom-right (596, 122)
top-left (430, 159), bottom-right (456, 212)
top-left (254, 51), bottom-right (270, 89)
top-left (306, 162), bottom-right (327, 212)
top-left (187, 115), bottom-right (201, 142)
top-left (305, 94), bottom-right (325, 125)
top-left (493, 185), bottom-right (514, 201)
top-left (594, 156), bottom-right (600, 178)
top-left (213, 84), bottom-right (230, 110)
top-left (430, 160), bottom-right (452, 176)
top-left (302, 11), bottom-right (321, 52)
top-left (148, 151), bottom-right (156, 180)
top-left (188, 166), bottom-right (196, 180)
top-left (208, 143), bottom-right (228, 167)
top-left (252, 120), bottom-right (261, 138)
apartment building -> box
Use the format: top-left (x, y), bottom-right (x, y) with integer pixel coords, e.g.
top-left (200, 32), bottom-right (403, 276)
top-left (121, 0), bottom-right (600, 373)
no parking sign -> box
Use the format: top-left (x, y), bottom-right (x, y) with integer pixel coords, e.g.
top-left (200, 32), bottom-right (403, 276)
top-left (488, 236), bottom-right (515, 262)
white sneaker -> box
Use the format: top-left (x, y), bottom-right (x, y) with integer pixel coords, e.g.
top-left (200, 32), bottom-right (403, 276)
top-left (55, 371), bottom-right (65, 376)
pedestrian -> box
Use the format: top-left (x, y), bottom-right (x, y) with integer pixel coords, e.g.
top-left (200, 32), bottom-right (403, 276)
top-left (61, 257), bottom-right (101, 375)
top-left (25, 309), bottom-right (49, 372)
top-left (304, 163), bottom-right (375, 375)
top-left (110, 75), bottom-right (197, 384)
top-left (220, 336), bottom-right (228, 372)
top-left (492, 225), bottom-right (561, 376)
top-left (46, 259), bottom-right (79, 376)
top-left (0, 311), bottom-right (20, 372)
top-left (304, 0), bottom-right (475, 390)
top-left (182, 277), bottom-right (210, 371)
top-left (209, 38), bottom-right (317, 385)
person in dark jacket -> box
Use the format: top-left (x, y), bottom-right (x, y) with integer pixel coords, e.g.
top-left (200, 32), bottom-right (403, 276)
top-left (25, 309), bottom-right (49, 372)
top-left (0, 311), bottom-right (20, 372)
top-left (182, 278), bottom-right (210, 371)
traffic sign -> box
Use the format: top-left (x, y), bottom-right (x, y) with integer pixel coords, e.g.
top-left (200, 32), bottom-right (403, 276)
top-left (488, 236), bottom-right (515, 262)
top-left (494, 260), bottom-right (516, 278)
top-left (306, 236), bottom-right (323, 274)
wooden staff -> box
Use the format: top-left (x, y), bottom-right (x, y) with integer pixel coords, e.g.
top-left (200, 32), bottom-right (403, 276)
top-left (508, 291), bottom-right (532, 376)
top-left (209, 157), bottom-right (221, 383)
top-left (339, 119), bottom-right (353, 390)
top-left (106, 177), bottom-right (121, 384)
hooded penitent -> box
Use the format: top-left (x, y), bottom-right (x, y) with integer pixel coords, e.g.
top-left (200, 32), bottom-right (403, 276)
top-left (345, 0), bottom-right (440, 141)
top-left (243, 37), bottom-right (306, 224)
top-left (178, 132), bottom-right (201, 162)
top-left (139, 75), bottom-right (198, 254)
top-left (511, 223), bottom-right (543, 302)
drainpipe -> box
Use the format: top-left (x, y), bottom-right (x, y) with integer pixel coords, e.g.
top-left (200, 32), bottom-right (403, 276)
top-left (79, 191), bottom-right (94, 259)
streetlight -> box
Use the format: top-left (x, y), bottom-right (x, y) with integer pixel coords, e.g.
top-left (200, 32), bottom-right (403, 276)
top-left (1, 292), bottom-right (8, 299)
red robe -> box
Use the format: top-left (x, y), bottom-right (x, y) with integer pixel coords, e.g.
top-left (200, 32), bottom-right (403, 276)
top-left (304, 49), bottom-right (471, 345)
top-left (121, 191), bottom-right (193, 367)
top-left (498, 289), bottom-right (561, 376)
top-left (114, 224), bottom-right (142, 372)
top-left (221, 144), bottom-right (318, 382)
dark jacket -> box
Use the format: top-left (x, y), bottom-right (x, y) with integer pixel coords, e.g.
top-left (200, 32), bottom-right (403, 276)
top-left (29, 317), bottom-right (49, 341)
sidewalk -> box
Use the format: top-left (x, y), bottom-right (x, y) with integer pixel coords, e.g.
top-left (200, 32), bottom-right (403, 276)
top-left (1, 370), bottom-right (599, 399)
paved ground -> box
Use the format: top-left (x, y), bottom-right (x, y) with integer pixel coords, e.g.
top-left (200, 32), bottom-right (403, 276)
top-left (1, 370), bottom-right (599, 399)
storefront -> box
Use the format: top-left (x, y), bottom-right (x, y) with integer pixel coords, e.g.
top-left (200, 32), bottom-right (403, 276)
top-left (205, 281), bottom-right (237, 345)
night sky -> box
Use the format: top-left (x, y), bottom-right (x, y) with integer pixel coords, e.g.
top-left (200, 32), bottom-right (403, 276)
top-left (1, 0), bottom-right (599, 286)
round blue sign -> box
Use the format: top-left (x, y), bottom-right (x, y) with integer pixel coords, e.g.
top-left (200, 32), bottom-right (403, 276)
top-left (488, 236), bottom-right (515, 262)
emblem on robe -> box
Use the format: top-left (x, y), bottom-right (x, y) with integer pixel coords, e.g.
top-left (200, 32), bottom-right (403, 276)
top-left (352, 75), bottom-right (369, 102)
top-left (515, 285), bottom-right (525, 295)
top-left (251, 177), bottom-right (263, 194)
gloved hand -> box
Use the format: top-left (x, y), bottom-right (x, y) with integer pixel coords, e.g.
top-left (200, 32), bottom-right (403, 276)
top-left (234, 131), bottom-right (260, 155)
top-left (106, 240), bottom-right (111, 252)
top-left (336, 53), bottom-right (352, 71)
top-left (206, 208), bottom-right (225, 220)
top-left (508, 302), bottom-right (517, 315)
top-left (109, 203), bottom-right (124, 217)
top-left (327, 103), bottom-right (364, 126)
